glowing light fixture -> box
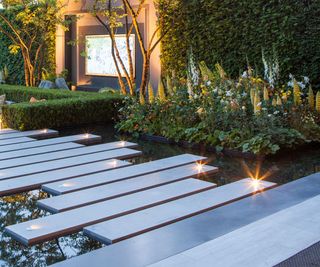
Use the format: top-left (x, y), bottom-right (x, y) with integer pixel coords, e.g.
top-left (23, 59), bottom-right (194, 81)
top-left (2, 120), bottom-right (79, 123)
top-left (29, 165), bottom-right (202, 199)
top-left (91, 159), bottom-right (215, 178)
top-left (26, 225), bottom-right (41, 231)
top-left (250, 178), bottom-right (261, 188)
top-left (195, 162), bottom-right (204, 172)
top-left (84, 133), bottom-right (90, 138)
top-left (59, 182), bottom-right (74, 188)
top-left (109, 160), bottom-right (118, 167)
top-left (119, 141), bottom-right (126, 146)
top-left (42, 128), bottom-right (48, 133)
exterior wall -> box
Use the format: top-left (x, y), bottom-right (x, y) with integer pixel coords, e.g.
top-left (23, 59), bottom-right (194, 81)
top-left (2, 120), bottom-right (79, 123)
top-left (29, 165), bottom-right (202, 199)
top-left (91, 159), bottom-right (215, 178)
top-left (56, 0), bottom-right (161, 91)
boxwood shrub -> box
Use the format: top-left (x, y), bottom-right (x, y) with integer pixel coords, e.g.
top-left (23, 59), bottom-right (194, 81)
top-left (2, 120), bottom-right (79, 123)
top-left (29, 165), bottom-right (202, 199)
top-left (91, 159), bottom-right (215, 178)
top-left (0, 85), bottom-right (123, 130)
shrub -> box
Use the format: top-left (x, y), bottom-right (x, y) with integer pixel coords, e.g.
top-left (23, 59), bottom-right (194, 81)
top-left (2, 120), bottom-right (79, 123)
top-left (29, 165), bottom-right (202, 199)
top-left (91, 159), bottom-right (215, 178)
top-left (0, 85), bottom-right (123, 130)
top-left (116, 63), bottom-right (320, 156)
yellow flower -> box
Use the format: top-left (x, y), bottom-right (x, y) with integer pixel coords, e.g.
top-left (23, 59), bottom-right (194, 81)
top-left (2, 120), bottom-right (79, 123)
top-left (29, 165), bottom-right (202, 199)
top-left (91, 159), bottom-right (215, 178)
top-left (293, 79), bottom-right (302, 105)
top-left (148, 82), bottom-right (155, 104)
top-left (254, 93), bottom-right (261, 113)
top-left (250, 88), bottom-right (255, 105)
top-left (316, 91), bottom-right (320, 112)
top-left (263, 87), bottom-right (269, 101)
top-left (276, 95), bottom-right (282, 106)
top-left (272, 98), bottom-right (277, 106)
top-left (139, 92), bottom-right (145, 105)
top-left (158, 80), bottom-right (166, 102)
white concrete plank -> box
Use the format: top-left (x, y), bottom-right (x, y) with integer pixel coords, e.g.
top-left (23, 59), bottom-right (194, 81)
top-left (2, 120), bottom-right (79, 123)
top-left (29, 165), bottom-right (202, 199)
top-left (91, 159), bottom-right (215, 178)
top-left (42, 154), bottom-right (207, 195)
top-left (38, 164), bottom-right (218, 213)
top-left (0, 148), bottom-right (141, 180)
top-left (0, 129), bottom-right (58, 140)
top-left (0, 128), bottom-right (18, 134)
top-left (83, 179), bottom-right (277, 244)
top-left (147, 194), bottom-right (320, 267)
top-left (0, 141), bottom-right (138, 169)
top-left (0, 142), bottom-right (83, 161)
top-left (5, 179), bottom-right (216, 245)
top-left (0, 136), bottom-right (35, 146)
top-left (0, 134), bottom-right (101, 153)
top-left (0, 159), bottom-right (131, 196)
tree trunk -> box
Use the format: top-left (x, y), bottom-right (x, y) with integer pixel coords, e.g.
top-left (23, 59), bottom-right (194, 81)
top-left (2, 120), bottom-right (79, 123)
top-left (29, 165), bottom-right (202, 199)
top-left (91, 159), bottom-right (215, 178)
top-left (140, 56), bottom-right (150, 96)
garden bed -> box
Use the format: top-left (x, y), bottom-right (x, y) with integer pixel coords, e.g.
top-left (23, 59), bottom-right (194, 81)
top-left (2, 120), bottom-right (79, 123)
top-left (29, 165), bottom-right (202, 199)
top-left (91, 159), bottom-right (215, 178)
top-left (0, 85), bottom-right (122, 130)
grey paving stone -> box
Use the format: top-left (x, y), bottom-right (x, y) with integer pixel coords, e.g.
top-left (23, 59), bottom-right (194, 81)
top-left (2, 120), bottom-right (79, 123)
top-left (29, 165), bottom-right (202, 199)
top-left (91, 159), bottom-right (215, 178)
top-left (50, 173), bottom-right (320, 267)
top-left (37, 164), bottom-right (218, 213)
top-left (42, 154), bottom-right (207, 195)
top-left (0, 141), bottom-right (137, 169)
top-left (5, 179), bottom-right (216, 245)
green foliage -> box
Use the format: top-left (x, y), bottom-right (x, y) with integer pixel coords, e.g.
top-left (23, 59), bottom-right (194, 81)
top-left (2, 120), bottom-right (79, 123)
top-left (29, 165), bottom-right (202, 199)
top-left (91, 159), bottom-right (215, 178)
top-left (159, 0), bottom-right (320, 86)
top-left (116, 63), bottom-right (320, 156)
top-left (0, 3), bottom-right (56, 85)
top-left (0, 85), bottom-right (123, 130)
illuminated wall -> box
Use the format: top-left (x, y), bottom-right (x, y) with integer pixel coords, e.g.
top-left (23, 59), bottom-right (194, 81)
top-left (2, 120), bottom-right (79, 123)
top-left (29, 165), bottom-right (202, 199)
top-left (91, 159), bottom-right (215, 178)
top-left (55, 0), bottom-right (161, 91)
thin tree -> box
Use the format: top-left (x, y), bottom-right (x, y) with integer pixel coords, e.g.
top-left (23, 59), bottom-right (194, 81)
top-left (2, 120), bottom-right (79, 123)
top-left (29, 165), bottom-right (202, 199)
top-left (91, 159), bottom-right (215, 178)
top-left (0, 0), bottom-right (66, 86)
top-left (92, 0), bottom-right (177, 96)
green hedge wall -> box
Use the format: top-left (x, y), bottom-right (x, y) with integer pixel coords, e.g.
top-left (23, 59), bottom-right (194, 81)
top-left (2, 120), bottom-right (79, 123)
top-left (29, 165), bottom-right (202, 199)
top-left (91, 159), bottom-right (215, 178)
top-left (160, 0), bottom-right (320, 86)
top-left (0, 85), bottom-right (123, 130)
top-left (0, 8), bottom-right (56, 85)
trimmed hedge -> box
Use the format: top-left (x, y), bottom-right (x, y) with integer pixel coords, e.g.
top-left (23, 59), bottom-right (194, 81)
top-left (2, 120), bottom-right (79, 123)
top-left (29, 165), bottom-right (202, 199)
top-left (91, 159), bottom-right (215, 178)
top-left (0, 85), bottom-right (123, 130)
top-left (159, 0), bottom-right (320, 86)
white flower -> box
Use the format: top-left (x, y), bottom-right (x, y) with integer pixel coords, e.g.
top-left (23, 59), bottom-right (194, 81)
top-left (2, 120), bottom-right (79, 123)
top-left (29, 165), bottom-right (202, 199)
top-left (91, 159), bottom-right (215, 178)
top-left (242, 92), bottom-right (247, 97)
top-left (213, 87), bottom-right (218, 93)
top-left (297, 82), bottom-right (305, 89)
top-left (226, 90), bottom-right (232, 97)
top-left (241, 71), bottom-right (248, 78)
top-left (206, 81), bottom-right (212, 86)
top-left (242, 106), bottom-right (246, 110)
top-left (262, 107), bottom-right (267, 111)
top-left (257, 102), bottom-right (262, 106)
top-left (268, 114), bottom-right (272, 117)
top-left (303, 76), bottom-right (310, 84)
top-left (287, 81), bottom-right (294, 88)
top-left (273, 110), bottom-right (280, 115)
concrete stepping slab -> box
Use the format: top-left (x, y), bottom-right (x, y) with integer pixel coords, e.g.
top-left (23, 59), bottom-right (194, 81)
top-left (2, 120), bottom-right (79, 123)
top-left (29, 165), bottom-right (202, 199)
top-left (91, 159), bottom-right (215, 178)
top-left (0, 137), bottom-right (36, 146)
top-left (0, 159), bottom-right (131, 196)
top-left (49, 173), bottom-right (320, 267)
top-left (0, 148), bottom-right (141, 180)
top-left (0, 128), bottom-right (18, 134)
top-left (0, 129), bottom-right (58, 140)
top-left (5, 179), bottom-right (216, 245)
top-left (0, 142), bottom-right (83, 161)
top-left (0, 141), bottom-right (138, 169)
top-left (0, 134), bottom-right (101, 153)
top-left (42, 154), bottom-right (207, 195)
top-left (83, 179), bottom-right (276, 244)
top-left (37, 164), bottom-right (218, 213)
top-left (147, 194), bottom-right (320, 267)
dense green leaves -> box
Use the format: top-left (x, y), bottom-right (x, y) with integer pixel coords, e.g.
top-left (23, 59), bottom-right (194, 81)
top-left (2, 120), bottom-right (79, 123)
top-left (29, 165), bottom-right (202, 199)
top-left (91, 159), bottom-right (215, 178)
top-left (159, 0), bottom-right (320, 86)
top-left (0, 6), bottom-right (56, 85)
top-left (0, 85), bottom-right (123, 130)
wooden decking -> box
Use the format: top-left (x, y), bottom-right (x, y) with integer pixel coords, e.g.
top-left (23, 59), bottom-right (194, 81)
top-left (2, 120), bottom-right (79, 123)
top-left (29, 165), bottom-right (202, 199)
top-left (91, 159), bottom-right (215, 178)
top-left (2, 128), bottom-right (318, 267)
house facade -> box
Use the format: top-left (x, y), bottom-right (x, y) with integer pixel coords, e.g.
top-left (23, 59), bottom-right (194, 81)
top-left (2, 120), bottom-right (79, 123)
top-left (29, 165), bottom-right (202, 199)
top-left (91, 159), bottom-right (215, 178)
top-left (55, 0), bottom-right (161, 91)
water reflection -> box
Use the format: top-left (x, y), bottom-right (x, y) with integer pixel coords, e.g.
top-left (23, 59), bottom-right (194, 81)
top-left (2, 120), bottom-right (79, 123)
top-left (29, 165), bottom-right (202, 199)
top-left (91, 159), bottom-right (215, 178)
top-left (0, 123), bottom-right (319, 266)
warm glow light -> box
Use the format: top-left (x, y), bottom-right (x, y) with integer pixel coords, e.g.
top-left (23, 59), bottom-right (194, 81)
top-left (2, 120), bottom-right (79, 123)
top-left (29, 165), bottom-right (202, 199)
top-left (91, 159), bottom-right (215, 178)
top-left (42, 128), bottom-right (48, 133)
top-left (109, 160), bottom-right (118, 167)
top-left (119, 141), bottom-right (126, 147)
top-left (59, 182), bottom-right (74, 188)
top-left (26, 225), bottom-right (41, 231)
top-left (84, 133), bottom-right (90, 138)
top-left (251, 178), bottom-right (261, 188)
top-left (195, 163), bottom-right (204, 172)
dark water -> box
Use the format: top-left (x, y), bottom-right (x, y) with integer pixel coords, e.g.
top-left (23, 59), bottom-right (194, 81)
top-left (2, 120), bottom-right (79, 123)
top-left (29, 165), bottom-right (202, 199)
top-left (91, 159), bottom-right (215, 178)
top-left (1, 123), bottom-right (320, 267)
